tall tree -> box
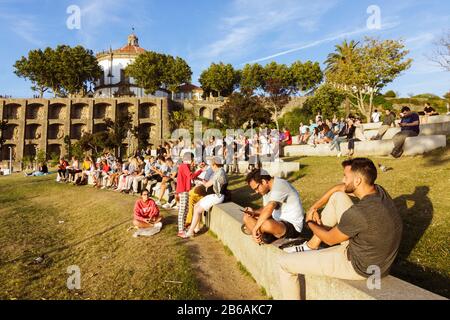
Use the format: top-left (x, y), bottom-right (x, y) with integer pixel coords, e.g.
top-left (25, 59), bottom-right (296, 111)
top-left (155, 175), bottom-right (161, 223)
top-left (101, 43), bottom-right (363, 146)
top-left (240, 63), bottom-right (265, 95)
top-left (290, 61), bottom-right (323, 94)
top-left (165, 56), bottom-right (192, 99)
top-left (14, 49), bottom-right (52, 98)
top-left (14, 45), bottom-right (101, 98)
top-left (326, 38), bottom-right (412, 120)
top-left (218, 93), bottom-right (272, 128)
top-left (58, 45), bottom-right (102, 97)
top-left (125, 51), bottom-right (168, 95)
top-left (199, 62), bottom-right (240, 97)
top-left (302, 85), bottom-right (346, 120)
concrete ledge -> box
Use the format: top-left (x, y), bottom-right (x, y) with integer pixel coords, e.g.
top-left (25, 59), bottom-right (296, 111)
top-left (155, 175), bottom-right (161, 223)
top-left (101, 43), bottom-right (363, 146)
top-left (285, 135), bottom-right (446, 157)
top-left (237, 161), bottom-right (300, 178)
top-left (363, 121), bottom-right (450, 140)
top-left (208, 202), bottom-right (446, 300)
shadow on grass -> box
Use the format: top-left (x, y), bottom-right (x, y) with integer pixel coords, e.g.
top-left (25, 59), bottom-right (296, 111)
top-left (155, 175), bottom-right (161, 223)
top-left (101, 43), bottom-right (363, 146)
top-left (392, 186), bottom-right (449, 298)
top-left (422, 144), bottom-right (450, 168)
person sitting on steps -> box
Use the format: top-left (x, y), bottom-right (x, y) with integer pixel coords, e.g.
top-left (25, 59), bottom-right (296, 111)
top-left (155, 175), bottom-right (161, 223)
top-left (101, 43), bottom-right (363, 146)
top-left (242, 169), bottom-right (305, 245)
top-left (278, 158), bottom-right (402, 300)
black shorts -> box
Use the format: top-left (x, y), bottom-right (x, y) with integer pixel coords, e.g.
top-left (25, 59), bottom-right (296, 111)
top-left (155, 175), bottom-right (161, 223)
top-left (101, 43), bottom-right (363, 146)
top-left (281, 221), bottom-right (301, 239)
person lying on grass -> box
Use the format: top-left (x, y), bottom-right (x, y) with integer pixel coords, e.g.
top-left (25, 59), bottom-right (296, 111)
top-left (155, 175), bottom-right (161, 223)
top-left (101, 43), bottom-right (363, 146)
top-left (133, 190), bottom-right (162, 229)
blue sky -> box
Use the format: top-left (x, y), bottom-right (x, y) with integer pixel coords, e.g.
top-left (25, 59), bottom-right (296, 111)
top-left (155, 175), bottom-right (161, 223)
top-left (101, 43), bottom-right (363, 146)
top-left (0, 0), bottom-right (449, 98)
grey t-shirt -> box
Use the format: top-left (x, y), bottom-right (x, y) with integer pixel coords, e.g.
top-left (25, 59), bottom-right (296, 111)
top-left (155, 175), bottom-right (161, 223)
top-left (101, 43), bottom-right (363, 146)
top-left (338, 185), bottom-right (403, 278)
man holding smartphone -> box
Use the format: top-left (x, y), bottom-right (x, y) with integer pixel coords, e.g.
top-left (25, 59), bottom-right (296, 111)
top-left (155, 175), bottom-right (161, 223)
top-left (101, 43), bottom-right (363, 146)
top-left (243, 169), bottom-right (305, 245)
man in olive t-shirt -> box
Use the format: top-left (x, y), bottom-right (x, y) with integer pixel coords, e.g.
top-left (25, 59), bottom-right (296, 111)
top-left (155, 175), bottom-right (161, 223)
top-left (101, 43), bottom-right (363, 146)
top-left (278, 158), bottom-right (402, 300)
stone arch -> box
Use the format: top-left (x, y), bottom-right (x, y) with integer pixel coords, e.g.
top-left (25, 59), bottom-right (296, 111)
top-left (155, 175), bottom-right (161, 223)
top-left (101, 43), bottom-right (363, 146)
top-left (117, 102), bottom-right (134, 118)
top-left (94, 103), bottom-right (112, 119)
top-left (212, 108), bottom-right (220, 122)
top-left (48, 124), bottom-right (65, 140)
top-left (26, 103), bottom-right (44, 120)
top-left (47, 144), bottom-right (62, 158)
top-left (3, 103), bottom-right (21, 120)
top-left (4, 124), bottom-right (19, 141)
top-left (24, 143), bottom-right (38, 158)
top-left (139, 102), bottom-right (156, 119)
top-left (199, 106), bottom-right (209, 118)
top-left (25, 124), bottom-right (42, 140)
top-left (49, 103), bottom-right (67, 120)
top-left (93, 123), bottom-right (108, 134)
top-left (71, 124), bottom-right (87, 140)
top-left (1, 144), bottom-right (16, 161)
top-left (71, 103), bottom-right (89, 120)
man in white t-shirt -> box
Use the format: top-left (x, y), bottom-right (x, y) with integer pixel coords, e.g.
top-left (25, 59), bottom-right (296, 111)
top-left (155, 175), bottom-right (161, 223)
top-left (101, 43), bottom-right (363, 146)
top-left (243, 169), bottom-right (305, 244)
top-left (371, 109), bottom-right (381, 123)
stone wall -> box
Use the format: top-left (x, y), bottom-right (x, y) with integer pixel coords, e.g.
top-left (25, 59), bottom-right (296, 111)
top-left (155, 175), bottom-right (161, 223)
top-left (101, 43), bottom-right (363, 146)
top-left (0, 97), bottom-right (170, 167)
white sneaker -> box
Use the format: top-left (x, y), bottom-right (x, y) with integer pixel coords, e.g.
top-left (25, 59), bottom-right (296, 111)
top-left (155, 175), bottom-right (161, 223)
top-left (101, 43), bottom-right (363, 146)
top-left (155, 200), bottom-right (162, 206)
top-left (162, 203), bottom-right (171, 209)
top-left (337, 152), bottom-right (342, 158)
top-left (283, 241), bottom-right (313, 253)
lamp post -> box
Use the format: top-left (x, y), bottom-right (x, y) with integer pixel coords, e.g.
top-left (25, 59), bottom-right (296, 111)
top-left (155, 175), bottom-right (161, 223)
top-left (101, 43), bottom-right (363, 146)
top-left (9, 146), bottom-right (12, 174)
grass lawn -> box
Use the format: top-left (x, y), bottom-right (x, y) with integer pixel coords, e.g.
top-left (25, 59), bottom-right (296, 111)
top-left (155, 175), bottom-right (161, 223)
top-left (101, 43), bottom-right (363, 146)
top-left (228, 145), bottom-right (450, 298)
top-left (0, 175), bottom-right (201, 300)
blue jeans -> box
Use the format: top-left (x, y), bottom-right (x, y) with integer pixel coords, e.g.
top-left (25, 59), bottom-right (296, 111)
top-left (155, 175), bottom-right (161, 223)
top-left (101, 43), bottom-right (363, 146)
top-left (330, 136), bottom-right (348, 152)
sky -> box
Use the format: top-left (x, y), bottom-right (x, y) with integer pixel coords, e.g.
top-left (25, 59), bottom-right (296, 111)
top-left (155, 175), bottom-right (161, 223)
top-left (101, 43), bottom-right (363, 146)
top-left (0, 0), bottom-right (449, 98)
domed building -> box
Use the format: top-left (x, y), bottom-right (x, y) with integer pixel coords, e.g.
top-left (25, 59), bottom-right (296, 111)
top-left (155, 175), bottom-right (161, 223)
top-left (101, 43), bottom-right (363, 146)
top-left (94, 33), bottom-right (170, 98)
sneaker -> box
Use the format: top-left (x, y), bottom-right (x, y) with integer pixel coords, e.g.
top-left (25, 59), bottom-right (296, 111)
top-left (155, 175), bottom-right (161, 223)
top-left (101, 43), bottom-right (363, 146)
top-left (283, 241), bottom-right (313, 253)
top-left (337, 152), bottom-right (342, 158)
top-left (162, 203), bottom-right (172, 209)
top-left (155, 200), bottom-right (162, 206)
top-left (177, 231), bottom-right (194, 239)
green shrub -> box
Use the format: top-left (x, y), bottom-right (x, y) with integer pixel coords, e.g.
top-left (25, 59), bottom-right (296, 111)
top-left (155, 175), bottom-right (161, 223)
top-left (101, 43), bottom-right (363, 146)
top-left (384, 90), bottom-right (397, 98)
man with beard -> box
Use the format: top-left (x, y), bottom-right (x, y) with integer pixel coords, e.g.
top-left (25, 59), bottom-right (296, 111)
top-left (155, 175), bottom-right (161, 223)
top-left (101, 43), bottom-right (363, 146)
top-left (278, 158), bottom-right (402, 300)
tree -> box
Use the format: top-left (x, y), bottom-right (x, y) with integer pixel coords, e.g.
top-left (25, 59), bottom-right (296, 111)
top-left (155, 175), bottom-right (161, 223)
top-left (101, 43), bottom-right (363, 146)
top-left (104, 113), bottom-right (136, 157)
top-left (125, 51), bottom-right (168, 95)
top-left (165, 56), bottom-right (192, 99)
top-left (14, 46), bottom-right (101, 98)
top-left (78, 131), bottom-right (110, 157)
top-left (218, 93), bottom-right (272, 128)
top-left (290, 60), bottom-right (323, 94)
top-left (57, 45), bottom-right (102, 97)
top-left (326, 37), bottom-right (412, 120)
top-left (240, 63), bottom-right (265, 95)
top-left (429, 30), bottom-right (450, 72)
top-left (199, 62), bottom-right (241, 97)
top-left (14, 49), bottom-right (52, 98)
top-left (302, 85), bottom-right (346, 120)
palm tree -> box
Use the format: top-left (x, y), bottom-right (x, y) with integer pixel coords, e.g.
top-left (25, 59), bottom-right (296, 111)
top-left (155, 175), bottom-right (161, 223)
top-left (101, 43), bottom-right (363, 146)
top-left (325, 40), bottom-right (359, 74)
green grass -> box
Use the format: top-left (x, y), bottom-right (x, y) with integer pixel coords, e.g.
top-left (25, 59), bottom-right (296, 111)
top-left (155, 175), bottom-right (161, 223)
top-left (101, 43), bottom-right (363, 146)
top-left (228, 147), bottom-right (450, 298)
top-left (0, 175), bottom-right (201, 300)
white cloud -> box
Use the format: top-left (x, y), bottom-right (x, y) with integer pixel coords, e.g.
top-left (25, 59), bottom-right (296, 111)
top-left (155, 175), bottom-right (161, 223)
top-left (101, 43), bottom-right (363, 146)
top-left (0, 12), bottom-right (45, 47)
top-left (195, 0), bottom-right (340, 61)
top-left (243, 21), bottom-right (400, 65)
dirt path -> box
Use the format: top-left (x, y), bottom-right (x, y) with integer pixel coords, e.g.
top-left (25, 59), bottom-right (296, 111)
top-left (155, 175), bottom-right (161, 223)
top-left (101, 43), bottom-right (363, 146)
top-left (183, 230), bottom-right (267, 300)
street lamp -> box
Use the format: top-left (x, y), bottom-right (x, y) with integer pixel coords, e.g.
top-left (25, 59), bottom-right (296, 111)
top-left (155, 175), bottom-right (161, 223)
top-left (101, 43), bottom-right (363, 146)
top-left (9, 146), bottom-right (12, 174)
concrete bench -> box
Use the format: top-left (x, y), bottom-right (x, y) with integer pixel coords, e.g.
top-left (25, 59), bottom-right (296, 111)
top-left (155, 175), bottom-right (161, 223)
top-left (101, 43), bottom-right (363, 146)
top-left (284, 135), bottom-right (447, 157)
top-left (207, 202), bottom-right (446, 300)
top-left (364, 121), bottom-right (450, 140)
top-left (237, 161), bottom-right (300, 178)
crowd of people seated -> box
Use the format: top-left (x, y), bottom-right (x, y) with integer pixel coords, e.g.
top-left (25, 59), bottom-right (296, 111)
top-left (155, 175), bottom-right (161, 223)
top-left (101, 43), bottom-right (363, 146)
top-left (298, 115), bottom-right (367, 157)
